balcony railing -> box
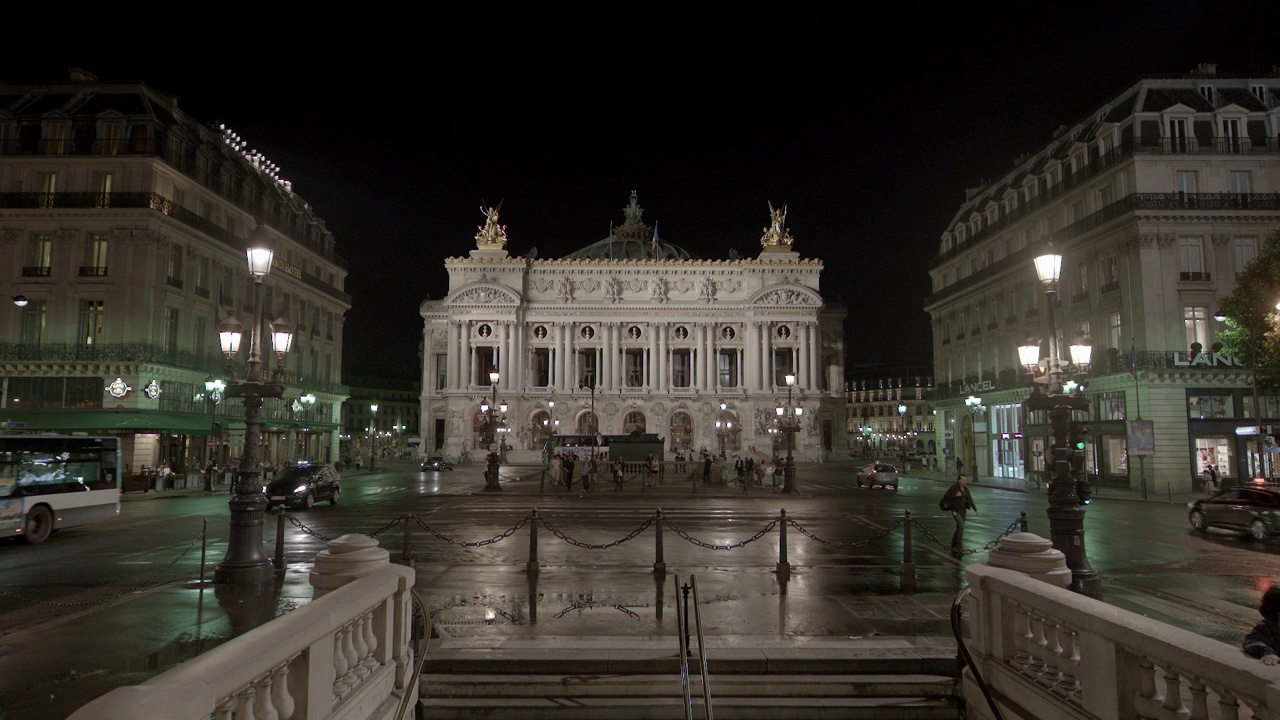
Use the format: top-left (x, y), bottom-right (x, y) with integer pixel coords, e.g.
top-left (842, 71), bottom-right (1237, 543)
top-left (78, 266), bottom-right (108, 277)
top-left (165, 276), bottom-right (184, 290)
top-left (0, 342), bottom-right (350, 396)
top-left (21, 266), bottom-right (51, 277)
top-left (1180, 270), bottom-right (1211, 282)
top-left (0, 191), bottom-right (351, 304)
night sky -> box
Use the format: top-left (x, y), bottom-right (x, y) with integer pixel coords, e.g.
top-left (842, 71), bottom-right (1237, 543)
top-left (10, 7), bottom-right (1270, 379)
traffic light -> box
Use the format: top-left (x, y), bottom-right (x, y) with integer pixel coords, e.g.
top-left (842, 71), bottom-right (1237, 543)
top-left (1069, 420), bottom-right (1091, 504)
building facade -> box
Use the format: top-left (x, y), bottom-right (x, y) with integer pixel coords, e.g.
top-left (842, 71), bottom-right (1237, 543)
top-left (341, 370), bottom-right (421, 463)
top-left (926, 65), bottom-right (1280, 492)
top-left (846, 373), bottom-right (935, 461)
top-left (419, 193), bottom-right (848, 463)
top-left (0, 69), bottom-right (350, 474)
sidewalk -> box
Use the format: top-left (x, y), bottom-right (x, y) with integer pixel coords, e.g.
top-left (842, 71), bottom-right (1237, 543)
top-left (894, 460), bottom-right (1204, 505)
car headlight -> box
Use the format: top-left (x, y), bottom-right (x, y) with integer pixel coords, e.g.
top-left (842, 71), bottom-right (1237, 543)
top-left (293, 485), bottom-right (309, 495)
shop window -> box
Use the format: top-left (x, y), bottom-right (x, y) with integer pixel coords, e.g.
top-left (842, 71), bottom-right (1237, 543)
top-left (1188, 393), bottom-right (1232, 419)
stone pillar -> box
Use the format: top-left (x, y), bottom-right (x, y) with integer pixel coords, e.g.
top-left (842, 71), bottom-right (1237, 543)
top-left (695, 324), bottom-right (705, 390)
top-left (799, 324), bottom-right (811, 390)
top-left (984, 532), bottom-right (1071, 588)
top-left (447, 321), bottom-right (460, 390)
top-left (809, 322), bottom-right (822, 393)
top-left (467, 323), bottom-right (476, 390)
top-left (310, 534), bottom-right (392, 597)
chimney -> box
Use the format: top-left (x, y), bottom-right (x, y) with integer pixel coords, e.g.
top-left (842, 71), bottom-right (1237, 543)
top-left (68, 67), bottom-right (98, 83)
top-left (1191, 63), bottom-right (1217, 77)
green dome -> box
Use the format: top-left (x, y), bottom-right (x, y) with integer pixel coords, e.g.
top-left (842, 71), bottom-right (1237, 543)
top-left (562, 236), bottom-right (695, 261)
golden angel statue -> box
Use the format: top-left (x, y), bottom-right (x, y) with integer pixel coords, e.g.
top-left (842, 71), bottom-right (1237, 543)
top-left (760, 201), bottom-right (794, 248)
top-left (475, 200), bottom-right (508, 248)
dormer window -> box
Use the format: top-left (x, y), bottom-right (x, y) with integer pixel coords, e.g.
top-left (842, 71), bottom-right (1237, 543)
top-left (1252, 85), bottom-right (1266, 102)
top-left (1199, 85), bottom-right (1213, 103)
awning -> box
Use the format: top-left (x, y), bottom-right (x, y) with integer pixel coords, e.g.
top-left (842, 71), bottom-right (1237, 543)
top-left (261, 419), bottom-right (340, 431)
top-left (0, 410), bottom-right (216, 434)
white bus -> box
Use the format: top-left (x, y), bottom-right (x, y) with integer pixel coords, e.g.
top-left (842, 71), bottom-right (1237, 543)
top-left (0, 435), bottom-right (122, 544)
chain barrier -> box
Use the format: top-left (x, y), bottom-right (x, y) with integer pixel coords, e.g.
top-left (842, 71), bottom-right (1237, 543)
top-left (786, 515), bottom-right (904, 548)
top-left (409, 512), bottom-right (532, 547)
top-left (554, 602), bottom-right (640, 620)
top-left (912, 515), bottom-right (1024, 556)
top-left (539, 514), bottom-right (654, 549)
top-left (0, 525), bottom-right (207, 609)
top-left (663, 516), bottom-right (777, 550)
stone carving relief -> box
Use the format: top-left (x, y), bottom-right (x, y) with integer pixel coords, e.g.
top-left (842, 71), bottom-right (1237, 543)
top-left (451, 286), bottom-right (517, 305)
top-left (111, 228), bottom-right (164, 245)
top-left (605, 276), bottom-right (622, 303)
top-left (579, 278), bottom-right (601, 293)
top-left (55, 229), bottom-right (77, 244)
top-left (672, 278), bottom-right (692, 294)
top-left (0, 229), bottom-right (20, 244)
top-left (604, 402), bottom-right (619, 416)
top-left (650, 278), bottom-right (668, 303)
top-left (557, 277), bottom-right (574, 302)
top-left (449, 408), bottom-right (464, 432)
top-left (625, 279), bottom-right (647, 292)
top-left (699, 277), bottom-right (716, 302)
top-left (756, 288), bottom-right (818, 306)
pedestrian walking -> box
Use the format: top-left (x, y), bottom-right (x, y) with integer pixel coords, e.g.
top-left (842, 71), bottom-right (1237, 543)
top-left (563, 454), bottom-right (576, 491)
top-left (1203, 463), bottom-right (1220, 495)
top-left (613, 458), bottom-right (625, 491)
top-left (644, 453), bottom-right (659, 489)
top-left (1244, 586), bottom-right (1280, 665)
top-left (582, 454), bottom-right (594, 491)
top-left (702, 453), bottom-right (713, 483)
top-left (754, 462), bottom-right (766, 488)
top-left (550, 454), bottom-right (563, 489)
top-left (955, 457), bottom-right (964, 479)
top-left (941, 474), bottom-right (977, 554)
top-left (772, 460), bottom-right (784, 490)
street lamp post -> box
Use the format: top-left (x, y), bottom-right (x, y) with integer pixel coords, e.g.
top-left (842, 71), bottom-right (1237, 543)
top-left (203, 376), bottom-right (225, 492)
top-left (775, 373), bottom-right (803, 494)
top-left (482, 370), bottom-right (504, 492)
top-left (1022, 245), bottom-right (1100, 598)
top-left (369, 404), bottom-right (378, 471)
top-left (580, 382), bottom-right (597, 435)
top-left (213, 223), bottom-right (294, 586)
top-left (298, 392), bottom-right (316, 462)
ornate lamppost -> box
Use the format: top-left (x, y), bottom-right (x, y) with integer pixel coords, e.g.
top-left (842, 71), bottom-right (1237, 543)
top-left (775, 373), bottom-right (803, 494)
top-left (213, 223), bottom-right (294, 586)
top-left (1020, 244), bottom-right (1099, 598)
top-left (368, 404), bottom-right (378, 471)
top-left (481, 370), bottom-right (505, 492)
top-left (202, 376), bottom-right (225, 491)
top-left (297, 392), bottom-right (315, 462)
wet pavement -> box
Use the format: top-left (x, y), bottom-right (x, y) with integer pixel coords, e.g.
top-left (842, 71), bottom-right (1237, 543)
top-left (0, 459), bottom-right (1225, 719)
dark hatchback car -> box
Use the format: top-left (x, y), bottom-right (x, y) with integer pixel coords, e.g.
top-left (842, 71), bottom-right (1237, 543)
top-left (1187, 487), bottom-right (1280, 541)
top-left (420, 456), bottom-right (454, 472)
top-left (264, 463), bottom-right (341, 510)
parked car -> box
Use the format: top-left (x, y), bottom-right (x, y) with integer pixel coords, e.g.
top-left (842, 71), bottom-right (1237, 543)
top-left (421, 455), bottom-right (454, 472)
top-left (264, 463), bottom-right (341, 510)
top-left (856, 463), bottom-right (899, 490)
top-left (1187, 487), bottom-right (1280, 541)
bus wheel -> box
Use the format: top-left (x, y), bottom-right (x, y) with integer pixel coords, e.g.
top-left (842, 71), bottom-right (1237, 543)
top-left (23, 506), bottom-right (54, 544)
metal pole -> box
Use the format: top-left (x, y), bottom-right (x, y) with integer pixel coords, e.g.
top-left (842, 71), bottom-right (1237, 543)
top-left (526, 508), bottom-right (540, 574)
top-left (776, 508), bottom-right (790, 580)
top-left (402, 515), bottom-right (413, 564)
top-left (273, 508), bottom-right (285, 577)
top-left (654, 508), bottom-right (666, 574)
top-left (199, 517), bottom-right (208, 586)
top-left (681, 582), bottom-right (692, 657)
top-left (214, 272), bottom-right (275, 586)
top-left (902, 509), bottom-right (913, 571)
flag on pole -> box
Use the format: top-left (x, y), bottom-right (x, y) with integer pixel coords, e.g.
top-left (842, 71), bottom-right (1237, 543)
top-left (1129, 340), bottom-right (1137, 379)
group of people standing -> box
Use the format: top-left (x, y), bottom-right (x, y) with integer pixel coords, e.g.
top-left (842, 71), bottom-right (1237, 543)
top-left (547, 452), bottom-right (632, 492)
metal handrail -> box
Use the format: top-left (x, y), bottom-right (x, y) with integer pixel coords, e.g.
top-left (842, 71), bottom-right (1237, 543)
top-left (675, 574), bottom-right (693, 720)
top-left (395, 588), bottom-right (432, 720)
top-left (691, 575), bottom-right (714, 719)
top-left (951, 585), bottom-right (1004, 720)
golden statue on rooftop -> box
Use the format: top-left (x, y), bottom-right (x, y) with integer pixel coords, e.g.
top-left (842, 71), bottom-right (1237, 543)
top-left (475, 200), bottom-right (508, 249)
top-left (760, 201), bottom-right (794, 249)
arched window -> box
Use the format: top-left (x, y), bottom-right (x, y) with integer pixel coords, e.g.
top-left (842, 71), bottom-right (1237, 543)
top-left (670, 411), bottom-right (692, 452)
top-left (576, 410), bottom-right (598, 435)
top-left (623, 411), bottom-right (646, 434)
top-left (714, 408), bottom-right (740, 455)
top-left (531, 410), bottom-right (552, 451)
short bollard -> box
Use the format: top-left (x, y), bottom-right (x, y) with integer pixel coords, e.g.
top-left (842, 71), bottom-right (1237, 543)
top-left (1020, 510), bottom-right (1028, 533)
top-left (273, 508), bottom-right (286, 577)
top-left (401, 515), bottom-right (413, 564)
top-left (902, 509), bottom-right (914, 571)
top-left (527, 508), bottom-right (540, 574)
top-left (654, 508), bottom-right (666, 574)
top-left (776, 508), bottom-right (790, 580)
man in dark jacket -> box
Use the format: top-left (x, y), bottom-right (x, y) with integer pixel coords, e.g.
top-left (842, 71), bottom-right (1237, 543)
top-left (943, 474), bottom-right (977, 554)
top-left (1244, 586), bottom-right (1280, 665)
top-left (703, 453), bottom-right (713, 483)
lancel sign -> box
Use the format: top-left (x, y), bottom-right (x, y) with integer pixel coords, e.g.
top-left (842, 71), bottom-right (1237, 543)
top-left (1172, 352), bottom-right (1244, 368)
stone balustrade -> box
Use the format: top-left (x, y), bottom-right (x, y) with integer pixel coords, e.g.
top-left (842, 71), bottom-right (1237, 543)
top-left (68, 556), bottom-right (417, 720)
top-left (965, 562), bottom-right (1280, 720)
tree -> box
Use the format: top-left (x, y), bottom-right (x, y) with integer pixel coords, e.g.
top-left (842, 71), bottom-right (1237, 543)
top-left (1217, 229), bottom-right (1280, 391)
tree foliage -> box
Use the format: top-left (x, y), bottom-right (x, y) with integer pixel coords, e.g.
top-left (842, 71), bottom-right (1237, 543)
top-left (1217, 229), bottom-right (1280, 390)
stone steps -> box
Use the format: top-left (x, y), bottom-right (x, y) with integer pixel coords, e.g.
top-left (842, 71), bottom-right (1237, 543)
top-left (420, 647), bottom-right (962, 719)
